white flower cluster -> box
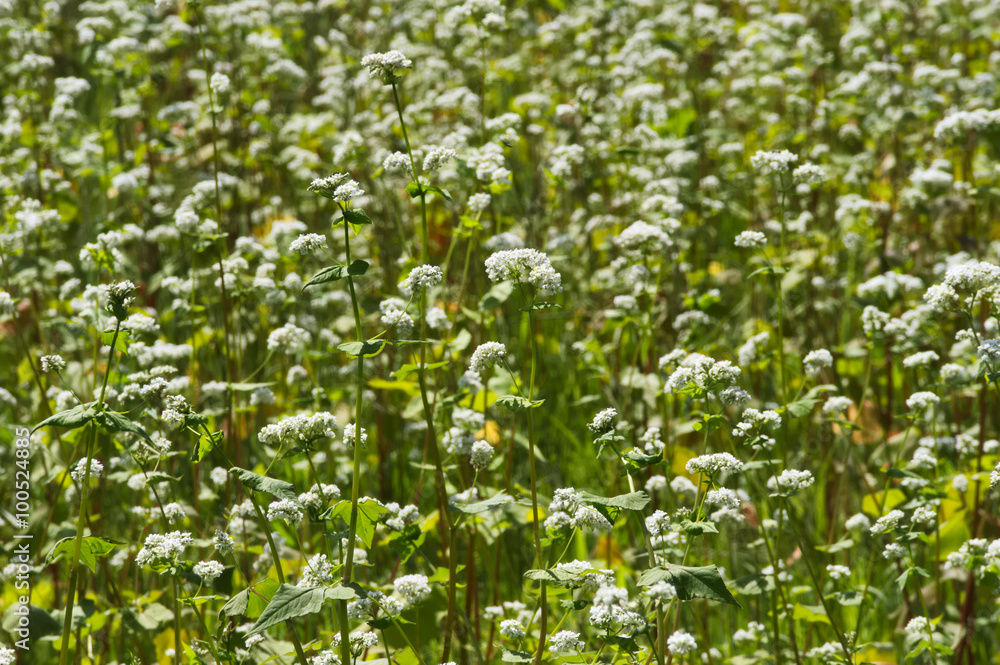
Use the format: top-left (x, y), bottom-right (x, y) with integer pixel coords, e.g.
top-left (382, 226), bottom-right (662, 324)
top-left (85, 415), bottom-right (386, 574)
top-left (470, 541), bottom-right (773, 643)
top-left (802, 349), bottom-right (833, 376)
top-left (258, 412), bottom-right (337, 446)
top-left (933, 108), bottom-right (1000, 142)
top-left (267, 498), bottom-right (304, 524)
top-left (500, 618), bottom-right (526, 640)
top-left (549, 630), bottom-right (585, 654)
top-left (485, 248), bottom-right (562, 295)
top-left (750, 149), bottom-right (798, 174)
top-left (588, 407), bottom-right (617, 435)
top-left (767, 469), bottom-right (815, 493)
top-left (290, 233), bottom-right (327, 255)
top-left (267, 323), bottom-right (312, 354)
top-left (361, 50), bottom-right (412, 84)
top-left (686, 452), bottom-right (743, 475)
top-left (469, 341), bottom-right (506, 373)
top-left (136, 530), bottom-right (193, 568)
top-left (616, 220), bottom-right (673, 254)
top-left (422, 146), bottom-right (456, 172)
top-left (394, 574), bottom-right (431, 605)
top-left (792, 162), bottom-right (826, 184)
top-left (870, 509), bottom-right (904, 535)
top-left (667, 630), bottom-right (698, 655)
top-left (543, 488), bottom-right (610, 533)
top-left (664, 353), bottom-right (742, 395)
top-left (308, 172), bottom-right (365, 202)
top-left (400, 264), bottom-right (442, 295)
top-left (40, 354), bottom-right (66, 372)
top-left (734, 230), bottom-right (766, 249)
top-left (71, 457), bottom-right (104, 482)
top-left (193, 560), bottom-right (225, 583)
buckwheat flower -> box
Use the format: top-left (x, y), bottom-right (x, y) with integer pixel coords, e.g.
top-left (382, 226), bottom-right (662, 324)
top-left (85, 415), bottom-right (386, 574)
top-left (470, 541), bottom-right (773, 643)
top-left (136, 531), bottom-right (194, 568)
top-left (422, 146), bottom-right (456, 172)
top-left (0, 291), bottom-right (15, 316)
top-left (687, 452), bottom-right (743, 475)
top-left (646, 580), bottom-right (678, 602)
top-left (500, 619), bottom-right (526, 640)
top-left (361, 50), bottom-right (412, 84)
top-left (706, 488), bottom-right (740, 509)
top-left (71, 458), bottom-right (104, 482)
top-left (251, 387), bottom-right (275, 406)
top-left (823, 396), bottom-right (852, 416)
top-left (209, 467), bottom-right (228, 487)
top-left (923, 283), bottom-right (959, 311)
top-left (290, 233), bottom-right (327, 255)
top-left (470, 440), bottom-right (494, 469)
top-left (394, 574), bottom-right (431, 605)
top-left (952, 474), bottom-right (969, 493)
top-left (792, 163), bottom-right (826, 184)
top-left (298, 553), bottom-right (335, 587)
top-left (905, 617), bottom-right (931, 635)
top-left (845, 513), bottom-right (870, 533)
top-left (267, 323), bottom-right (312, 354)
top-left (667, 630), bottom-right (697, 655)
top-left (871, 509), bottom-right (904, 535)
top-left (470, 342), bottom-right (506, 373)
top-left (40, 354), bottom-right (66, 372)
top-left (721, 386), bottom-right (751, 406)
top-left (991, 461), bottom-right (1000, 490)
top-left (979, 339), bottom-right (1000, 364)
top-left (383, 151), bottom-right (412, 173)
top-left (194, 560), bottom-right (225, 584)
top-left (861, 306), bottom-right (892, 336)
top-left (485, 248), bottom-right (562, 295)
top-left (213, 530), bottom-right (235, 556)
top-left (400, 264), bottom-right (442, 294)
top-left (616, 220), bottom-right (673, 253)
top-left (734, 230), bottom-right (767, 248)
top-left (549, 630), bottom-right (585, 654)
top-left (751, 149), bottom-right (798, 174)
top-left (588, 407), bottom-right (617, 435)
top-left (343, 423), bottom-right (367, 448)
top-left (768, 469), bottom-right (815, 493)
top-left (826, 564), bottom-right (851, 581)
top-left (308, 172), bottom-right (351, 197)
top-left (803, 349), bottom-right (833, 376)
top-left (164, 502), bottom-right (186, 523)
top-left (912, 505), bottom-right (937, 525)
top-left (267, 499), bottom-right (304, 524)
top-left (906, 391), bottom-right (940, 413)
top-left (903, 350), bottom-right (939, 368)
top-left (0, 647), bottom-right (15, 665)
top-left (468, 192), bottom-right (491, 213)
top-left (670, 476), bottom-right (698, 501)
top-left (572, 505), bottom-right (613, 533)
top-left (210, 72), bottom-right (230, 95)
top-left (641, 428), bottom-right (664, 454)
top-left (883, 543), bottom-right (905, 560)
top-left (333, 180), bottom-right (364, 202)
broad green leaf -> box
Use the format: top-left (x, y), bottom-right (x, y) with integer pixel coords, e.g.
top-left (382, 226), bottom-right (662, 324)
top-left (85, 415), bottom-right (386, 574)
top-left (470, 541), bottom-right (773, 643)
top-left (637, 564), bottom-right (741, 608)
top-left (523, 568), bottom-right (588, 583)
top-left (342, 209), bottom-right (373, 225)
top-left (230, 467), bottom-right (299, 504)
top-left (227, 382), bottom-right (276, 392)
top-left (495, 395), bottom-right (544, 412)
top-left (792, 603), bottom-right (830, 625)
top-left (784, 399), bottom-right (818, 418)
top-left (338, 339), bottom-right (389, 358)
top-left (356, 499), bottom-right (389, 548)
top-left (248, 584), bottom-right (333, 634)
top-left (391, 361), bottom-right (448, 380)
top-left (501, 648), bottom-right (533, 663)
top-left (46, 535), bottom-right (125, 573)
top-left (678, 519), bottom-right (719, 535)
top-left (32, 403), bottom-right (98, 434)
top-left (303, 260), bottom-right (369, 289)
top-left (577, 491), bottom-right (650, 511)
top-left (221, 579), bottom-right (280, 619)
top-left (191, 430), bottom-right (222, 463)
top-left (101, 329), bottom-right (131, 356)
top-left (449, 492), bottom-right (514, 514)
top-left (95, 410), bottom-right (154, 444)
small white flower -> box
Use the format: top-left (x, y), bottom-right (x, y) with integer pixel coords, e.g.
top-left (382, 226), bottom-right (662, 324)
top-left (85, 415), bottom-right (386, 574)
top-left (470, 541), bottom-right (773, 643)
top-left (667, 630), bottom-right (697, 655)
top-left (470, 342), bottom-right (506, 373)
top-left (734, 230), bottom-right (767, 248)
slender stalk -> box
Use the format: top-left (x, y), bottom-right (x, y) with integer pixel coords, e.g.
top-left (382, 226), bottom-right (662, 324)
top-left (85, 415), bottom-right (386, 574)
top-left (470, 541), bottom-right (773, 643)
top-left (57, 319), bottom-right (120, 665)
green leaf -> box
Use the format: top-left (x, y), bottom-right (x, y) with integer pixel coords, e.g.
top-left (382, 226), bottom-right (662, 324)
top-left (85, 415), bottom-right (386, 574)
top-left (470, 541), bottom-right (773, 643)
top-left (495, 395), bottom-right (544, 412)
top-left (221, 579), bottom-right (280, 619)
top-left (338, 339), bottom-right (389, 358)
top-left (577, 491), bottom-right (650, 511)
top-left (46, 535), bottom-right (125, 573)
top-left (449, 492), bottom-right (514, 514)
top-left (227, 382), bottom-right (276, 392)
top-left (342, 209), bottom-right (373, 225)
top-left (32, 402), bottom-right (98, 434)
top-left (784, 399), bottom-right (818, 419)
top-left (792, 604), bottom-right (831, 625)
top-left (637, 565), bottom-right (741, 608)
top-left (523, 568), bottom-right (589, 583)
top-left (356, 499), bottom-right (390, 548)
top-left (501, 648), bottom-right (534, 663)
top-left (678, 519), bottom-right (719, 535)
top-left (691, 413), bottom-right (731, 434)
top-left (731, 573), bottom-right (775, 596)
top-left (94, 410), bottom-right (154, 445)
top-left (191, 430), bottom-right (223, 463)
top-left (101, 329), bottom-right (131, 356)
top-left (304, 260), bottom-right (369, 289)
top-left (406, 182), bottom-right (452, 201)
top-left (520, 302), bottom-right (562, 311)
top-left (391, 361), bottom-right (448, 380)
top-left (229, 467), bottom-right (299, 504)
top-left (247, 583), bottom-right (344, 634)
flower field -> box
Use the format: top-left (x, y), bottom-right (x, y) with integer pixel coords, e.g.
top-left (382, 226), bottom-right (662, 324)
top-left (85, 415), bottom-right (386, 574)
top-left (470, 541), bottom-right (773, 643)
top-left (2, 1), bottom-right (1000, 664)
